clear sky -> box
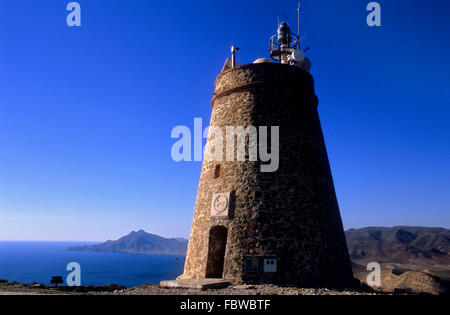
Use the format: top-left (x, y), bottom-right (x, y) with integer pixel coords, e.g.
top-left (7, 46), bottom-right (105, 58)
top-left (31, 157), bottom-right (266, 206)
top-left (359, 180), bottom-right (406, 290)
top-left (0, 0), bottom-right (449, 241)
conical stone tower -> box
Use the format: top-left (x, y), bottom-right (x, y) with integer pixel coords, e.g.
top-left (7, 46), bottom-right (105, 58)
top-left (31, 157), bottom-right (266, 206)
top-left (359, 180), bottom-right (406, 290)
top-left (178, 60), bottom-right (354, 286)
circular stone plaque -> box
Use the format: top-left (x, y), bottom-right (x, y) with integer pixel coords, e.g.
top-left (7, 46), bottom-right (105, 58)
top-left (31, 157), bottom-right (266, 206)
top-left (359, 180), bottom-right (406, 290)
top-left (213, 194), bottom-right (229, 215)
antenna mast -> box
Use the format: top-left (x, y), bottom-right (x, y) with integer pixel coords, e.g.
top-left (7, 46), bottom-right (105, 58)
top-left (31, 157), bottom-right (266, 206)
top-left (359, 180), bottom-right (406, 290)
top-left (297, 2), bottom-right (301, 49)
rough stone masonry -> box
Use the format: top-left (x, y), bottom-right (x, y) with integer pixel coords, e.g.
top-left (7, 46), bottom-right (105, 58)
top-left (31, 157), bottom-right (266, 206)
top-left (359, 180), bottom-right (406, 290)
top-left (178, 62), bottom-right (354, 287)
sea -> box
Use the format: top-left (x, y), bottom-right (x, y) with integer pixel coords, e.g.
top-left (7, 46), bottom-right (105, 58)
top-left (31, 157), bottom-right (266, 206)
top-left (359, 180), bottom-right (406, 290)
top-left (0, 242), bottom-right (185, 287)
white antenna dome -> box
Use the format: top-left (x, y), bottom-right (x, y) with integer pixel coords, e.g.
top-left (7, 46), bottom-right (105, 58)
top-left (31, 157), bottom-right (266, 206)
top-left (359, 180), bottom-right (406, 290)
top-left (296, 57), bottom-right (311, 72)
top-left (292, 49), bottom-right (305, 62)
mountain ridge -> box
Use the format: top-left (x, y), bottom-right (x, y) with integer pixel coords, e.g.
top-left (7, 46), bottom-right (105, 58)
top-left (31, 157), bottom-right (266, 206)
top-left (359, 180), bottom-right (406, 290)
top-left (68, 230), bottom-right (188, 255)
top-left (345, 226), bottom-right (450, 264)
top-left (68, 226), bottom-right (450, 264)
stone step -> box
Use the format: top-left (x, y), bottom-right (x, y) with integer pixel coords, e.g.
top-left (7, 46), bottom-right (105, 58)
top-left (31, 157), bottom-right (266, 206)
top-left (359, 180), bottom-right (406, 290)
top-left (160, 279), bottom-right (231, 290)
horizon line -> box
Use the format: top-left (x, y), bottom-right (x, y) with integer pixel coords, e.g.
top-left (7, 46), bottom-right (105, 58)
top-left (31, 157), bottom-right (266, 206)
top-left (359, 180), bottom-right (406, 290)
top-left (1, 225), bottom-right (449, 243)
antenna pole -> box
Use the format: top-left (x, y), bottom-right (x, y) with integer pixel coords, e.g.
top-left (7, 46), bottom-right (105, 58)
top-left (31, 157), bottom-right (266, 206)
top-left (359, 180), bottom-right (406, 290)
top-left (297, 1), bottom-right (302, 42)
top-left (231, 46), bottom-right (239, 68)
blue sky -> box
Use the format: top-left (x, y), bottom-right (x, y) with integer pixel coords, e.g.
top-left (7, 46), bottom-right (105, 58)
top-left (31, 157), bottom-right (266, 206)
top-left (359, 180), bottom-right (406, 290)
top-left (0, 0), bottom-right (449, 241)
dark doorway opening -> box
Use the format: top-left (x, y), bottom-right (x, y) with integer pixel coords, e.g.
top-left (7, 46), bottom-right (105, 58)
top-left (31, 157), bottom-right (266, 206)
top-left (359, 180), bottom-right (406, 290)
top-left (205, 226), bottom-right (228, 278)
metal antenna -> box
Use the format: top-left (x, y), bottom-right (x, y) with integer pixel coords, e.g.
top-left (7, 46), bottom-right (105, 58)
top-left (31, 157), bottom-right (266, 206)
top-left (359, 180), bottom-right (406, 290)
top-left (231, 46), bottom-right (239, 68)
top-left (297, 2), bottom-right (301, 48)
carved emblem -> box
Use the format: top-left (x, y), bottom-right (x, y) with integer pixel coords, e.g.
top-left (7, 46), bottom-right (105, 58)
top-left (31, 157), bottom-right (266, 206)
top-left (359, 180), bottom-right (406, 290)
top-left (211, 192), bottom-right (231, 218)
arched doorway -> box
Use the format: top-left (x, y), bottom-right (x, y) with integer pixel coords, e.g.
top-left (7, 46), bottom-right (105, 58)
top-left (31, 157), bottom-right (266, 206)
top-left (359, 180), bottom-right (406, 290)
top-left (205, 226), bottom-right (228, 278)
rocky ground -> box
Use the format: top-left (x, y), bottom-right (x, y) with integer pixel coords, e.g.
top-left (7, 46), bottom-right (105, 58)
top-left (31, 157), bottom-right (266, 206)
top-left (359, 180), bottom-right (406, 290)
top-left (1, 262), bottom-right (448, 296)
top-left (115, 284), bottom-right (378, 295)
top-left (0, 282), bottom-right (377, 295)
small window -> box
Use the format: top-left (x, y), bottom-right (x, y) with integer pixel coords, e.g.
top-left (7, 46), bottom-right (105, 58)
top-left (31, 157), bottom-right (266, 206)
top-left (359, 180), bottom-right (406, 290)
top-left (213, 164), bottom-right (224, 179)
top-left (263, 258), bottom-right (277, 273)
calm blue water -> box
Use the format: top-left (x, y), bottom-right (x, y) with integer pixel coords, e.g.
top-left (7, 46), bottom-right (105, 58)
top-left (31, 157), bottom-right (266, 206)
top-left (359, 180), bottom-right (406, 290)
top-left (0, 242), bottom-right (185, 287)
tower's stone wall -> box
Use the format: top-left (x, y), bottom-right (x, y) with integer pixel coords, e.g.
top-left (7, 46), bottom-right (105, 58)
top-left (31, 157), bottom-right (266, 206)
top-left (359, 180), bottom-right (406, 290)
top-left (180, 63), bottom-right (353, 286)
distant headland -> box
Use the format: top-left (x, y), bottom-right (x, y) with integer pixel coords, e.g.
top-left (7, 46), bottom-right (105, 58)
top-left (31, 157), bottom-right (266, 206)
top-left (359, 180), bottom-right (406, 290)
top-left (68, 230), bottom-right (188, 256)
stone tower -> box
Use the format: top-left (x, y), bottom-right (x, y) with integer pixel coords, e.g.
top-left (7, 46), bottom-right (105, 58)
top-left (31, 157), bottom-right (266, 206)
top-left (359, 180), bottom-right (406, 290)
top-left (179, 23), bottom-right (353, 287)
